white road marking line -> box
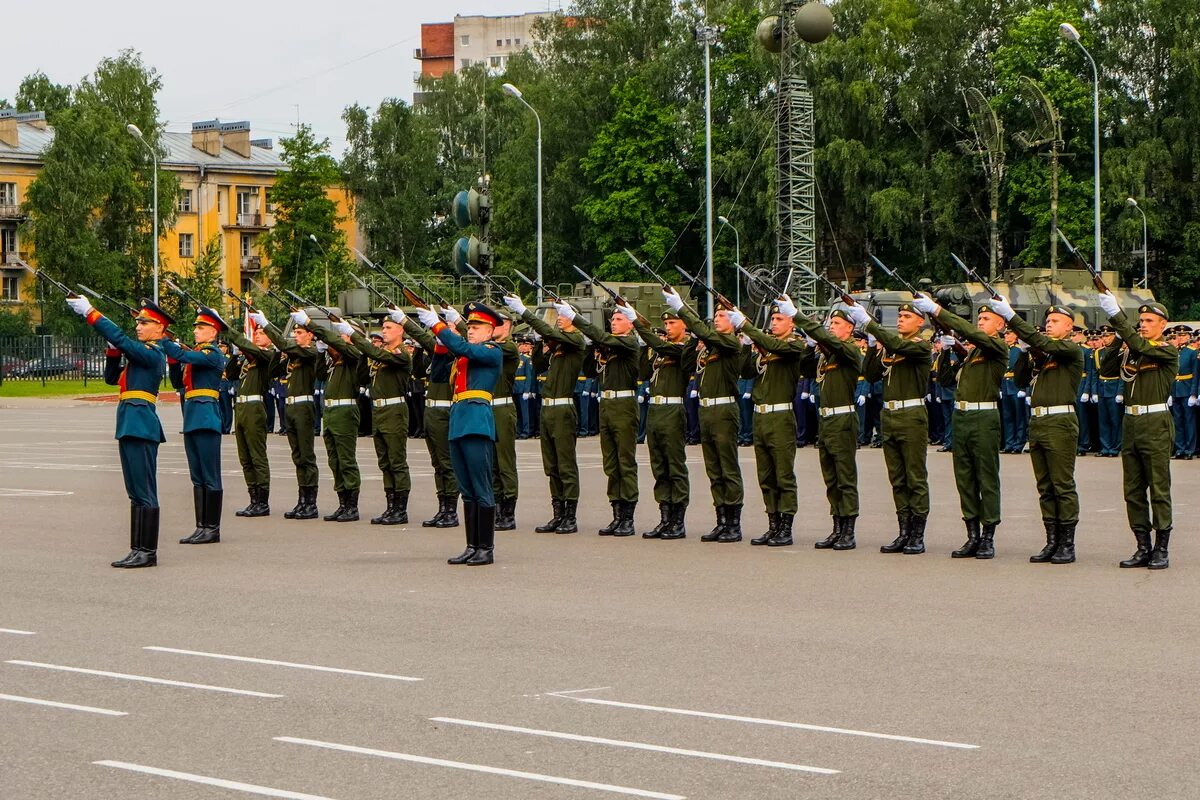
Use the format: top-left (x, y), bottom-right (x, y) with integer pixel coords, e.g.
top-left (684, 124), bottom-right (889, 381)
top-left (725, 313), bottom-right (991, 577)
top-left (94, 761), bottom-right (338, 800)
top-left (0, 628), bottom-right (36, 635)
top-left (431, 717), bottom-right (839, 774)
top-left (275, 736), bottom-right (686, 800)
top-left (547, 686), bottom-right (613, 696)
top-left (143, 646), bottom-right (422, 682)
top-left (5, 660), bottom-right (283, 698)
top-left (0, 693), bottom-right (127, 716)
top-left (548, 693), bottom-right (978, 750)
top-left (0, 488), bottom-right (74, 497)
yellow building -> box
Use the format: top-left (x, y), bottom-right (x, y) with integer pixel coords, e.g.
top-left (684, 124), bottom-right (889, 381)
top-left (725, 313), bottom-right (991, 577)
top-left (0, 111), bottom-right (356, 322)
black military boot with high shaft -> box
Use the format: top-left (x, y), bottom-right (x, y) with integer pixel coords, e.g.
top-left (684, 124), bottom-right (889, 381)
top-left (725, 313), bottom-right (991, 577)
top-left (903, 516), bottom-right (927, 554)
top-left (833, 516), bottom-right (857, 550)
top-left (123, 506), bottom-right (159, 569)
top-left (422, 495), bottom-right (448, 527)
top-left (701, 506), bottom-right (727, 542)
top-left (881, 513), bottom-right (910, 553)
top-left (718, 505), bottom-right (743, 543)
top-left (555, 500), bottom-right (578, 533)
top-left (112, 505), bottom-right (141, 568)
top-left (370, 490), bottom-right (395, 525)
top-left (1030, 520), bottom-right (1059, 563)
top-left (296, 486), bottom-right (318, 519)
top-left (612, 501), bottom-right (636, 537)
top-left (767, 513), bottom-right (794, 546)
top-left (1120, 530), bottom-right (1153, 568)
top-left (467, 505), bottom-right (496, 565)
top-left (284, 488), bottom-right (306, 520)
top-left (1050, 522), bottom-right (1076, 564)
top-left (642, 503), bottom-right (671, 539)
top-left (324, 491), bottom-right (348, 522)
top-left (660, 503), bottom-right (687, 540)
top-left (535, 499), bottom-right (564, 532)
top-left (236, 488), bottom-right (258, 517)
top-left (814, 517), bottom-right (843, 549)
top-left (436, 496), bottom-right (459, 528)
top-left (189, 489), bottom-right (222, 544)
top-left (975, 522), bottom-right (996, 559)
top-left (390, 491), bottom-right (409, 524)
top-left (751, 513), bottom-right (779, 545)
top-left (952, 519), bottom-right (981, 558)
top-left (335, 490), bottom-right (359, 522)
top-left (494, 497), bottom-right (516, 531)
top-left (599, 501), bottom-right (621, 535)
top-left (247, 486), bottom-right (270, 517)
top-left (1147, 529), bottom-right (1171, 570)
top-left (448, 501), bottom-right (478, 564)
top-left (182, 485), bottom-right (205, 543)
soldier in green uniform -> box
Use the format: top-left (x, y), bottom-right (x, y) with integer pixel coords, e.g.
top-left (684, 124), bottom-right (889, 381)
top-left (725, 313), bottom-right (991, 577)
top-left (224, 319), bottom-right (282, 517)
top-left (913, 295), bottom-right (1009, 558)
top-left (671, 291), bottom-right (746, 542)
top-left (853, 302), bottom-right (932, 554)
top-left (489, 308), bottom-right (521, 530)
top-left (734, 303), bottom-right (813, 546)
top-left (249, 307), bottom-right (322, 520)
top-left (350, 308), bottom-right (413, 525)
top-left (307, 312), bottom-right (365, 522)
top-left (404, 316), bottom-right (460, 528)
top-left (632, 302), bottom-right (698, 539)
top-left (560, 300), bottom-right (642, 536)
top-left (504, 293), bottom-right (586, 533)
top-left (1098, 294), bottom-right (1178, 569)
top-left (989, 299), bottom-right (1084, 563)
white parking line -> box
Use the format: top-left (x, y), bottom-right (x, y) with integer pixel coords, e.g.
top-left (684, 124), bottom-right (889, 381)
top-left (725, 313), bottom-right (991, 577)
top-left (0, 693), bottom-right (127, 716)
top-left (275, 736), bottom-right (686, 800)
top-left (431, 717), bottom-right (839, 774)
top-left (548, 693), bottom-right (979, 750)
top-left (5, 661), bottom-right (284, 698)
top-left (0, 628), bottom-right (36, 635)
top-left (143, 647), bottom-right (423, 682)
top-left (94, 761), bottom-right (337, 799)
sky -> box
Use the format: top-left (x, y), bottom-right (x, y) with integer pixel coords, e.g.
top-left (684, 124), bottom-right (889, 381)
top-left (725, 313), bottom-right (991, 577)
top-left (4, 0), bottom-right (558, 156)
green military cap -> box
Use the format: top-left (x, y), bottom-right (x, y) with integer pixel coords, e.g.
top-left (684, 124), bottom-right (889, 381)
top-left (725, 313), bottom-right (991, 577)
top-left (661, 310), bottom-right (681, 321)
top-left (1045, 305), bottom-right (1074, 321)
top-left (829, 308), bottom-right (853, 323)
top-left (1098, 324), bottom-right (1115, 334)
top-left (897, 302), bottom-right (925, 318)
top-left (977, 303), bottom-right (1001, 317)
top-left (1139, 303), bottom-right (1169, 320)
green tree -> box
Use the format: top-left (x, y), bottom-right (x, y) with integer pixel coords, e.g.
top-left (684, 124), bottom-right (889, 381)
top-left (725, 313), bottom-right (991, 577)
top-left (162, 235), bottom-right (224, 322)
top-left (15, 72), bottom-right (72, 123)
top-left (0, 308), bottom-right (34, 337)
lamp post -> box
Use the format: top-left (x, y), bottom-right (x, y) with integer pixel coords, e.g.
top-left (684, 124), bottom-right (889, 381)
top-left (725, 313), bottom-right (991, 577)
top-left (1126, 197), bottom-right (1148, 289)
top-left (502, 82), bottom-right (543, 306)
top-left (1059, 22), bottom-right (1101, 272)
top-left (126, 124), bottom-right (159, 304)
top-left (717, 214), bottom-right (741, 307)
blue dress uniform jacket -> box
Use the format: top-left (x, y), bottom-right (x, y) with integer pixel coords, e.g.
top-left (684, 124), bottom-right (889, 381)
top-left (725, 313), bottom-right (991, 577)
top-left (436, 326), bottom-right (502, 441)
top-left (161, 340), bottom-right (227, 434)
top-left (1172, 346), bottom-right (1196, 400)
top-left (92, 314), bottom-right (166, 443)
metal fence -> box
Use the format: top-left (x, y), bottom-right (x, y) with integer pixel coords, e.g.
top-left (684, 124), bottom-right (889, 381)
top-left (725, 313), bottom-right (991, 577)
top-left (0, 336), bottom-right (110, 387)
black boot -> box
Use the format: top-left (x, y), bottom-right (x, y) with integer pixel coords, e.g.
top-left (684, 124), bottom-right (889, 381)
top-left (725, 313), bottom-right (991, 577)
top-left (1148, 529), bottom-right (1170, 570)
top-left (833, 516), bottom-right (857, 550)
top-left (283, 488), bottom-right (306, 520)
top-left (296, 486), bottom-right (318, 520)
top-left (448, 501), bottom-right (477, 564)
top-left (555, 500), bottom-right (578, 533)
top-left (951, 519), bottom-right (981, 558)
top-left (423, 495), bottom-right (450, 527)
top-left (324, 491), bottom-right (348, 522)
top-left (599, 501), bottom-right (621, 535)
top-left (751, 513), bottom-right (779, 545)
top-left (1030, 520), bottom-right (1059, 563)
top-left (335, 489), bottom-right (359, 522)
top-left (814, 516), bottom-right (842, 549)
top-left (642, 503), bottom-right (671, 539)
top-left (661, 503), bottom-right (687, 540)
top-left (190, 489), bottom-right (222, 544)
top-left (1050, 521), bottom-right (1076, 564)
top-left (494, 496), bottom-right (516, 531)
top-left (767, 513), bottom-right (794, 546)
top-left (903, 515), bottom-right (927, 554)
top-left (243, 486), bottom-right (269, 517)
top-left (123, 506), bottom-right (159, 568)
top-left (467, 505), bottom-right (496, 565)
top-left (371, 490), bottom-right (396, 525)
top-left (1120, 529), bottom-right (1153, 568)
top-left (180, 485), bottom-right (205, 543)
top-left (881, 513), bottom-right (910, 553)
top-left (236, 487), bottom-right (259, 517)
top-left (436, 496), bottom-right (459, 528)
top-left (390, 491), bottom-right (409, 524)
top-left (112, 505), bottom-right (141, 567)
top-left (701, 506), bottom-right (727, 542)
top-left (975, 523), bottom-right (996, 559)
top-left (612, 501), bottom-right (636, 537)
top-left (535, 499), bottom-right (564, 532)
top-left (717, 505), bottom-right (743, 542)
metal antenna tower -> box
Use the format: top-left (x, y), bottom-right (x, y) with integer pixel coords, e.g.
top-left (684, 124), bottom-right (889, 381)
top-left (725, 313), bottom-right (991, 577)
top-left (1014, 76), bottom-right (1064, 283)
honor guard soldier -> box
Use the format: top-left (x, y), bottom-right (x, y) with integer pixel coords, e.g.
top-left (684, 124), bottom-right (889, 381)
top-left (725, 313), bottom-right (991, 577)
top-left (1098, 295), bottom-right (1178, 569)
top-left (488, 309), bottom-right (521, 531)
top-left (853, 301), bottom-right (933, 554)
top-left (404, 315), bottom-right (461, 528)
top-left (161, 306), bottom-right (229, 544)
top-left (69, 295), bottom-right (169, 568)
top-left (779, 298), bottom-right (864, 550)
top-left (733, 301), bottom-right (814, 546)
top-left (560, 300), bottom-right (642, 537)
top-left (1000, 329), bottom-right (1030, 453)
top-left (632, 301), bottom-right (698, 539)
top-left (1094, 325), bottom-right (1124, 457)
top-left (504, 293), bottom-right (587, 534)
top-left (673, 292), bottom-right (747, 541)
top-left (309, 313), bottom-right (366, 522)
top-left (989, 299), bottom-right (1084, 564)
top-left (913, 295), bottom-right (1009, 558)
top-left (249, 307), bottom-right (322, 520)
top-left (224, 314), bottom-right (281, 517)
top-left (1170, 324), bottom-right (1196, 458)
top-left (414, 302), bottom-right (504, 565)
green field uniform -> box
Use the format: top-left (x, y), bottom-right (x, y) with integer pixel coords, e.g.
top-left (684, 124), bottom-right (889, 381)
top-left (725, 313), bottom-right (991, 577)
top-left (491, 335), bottom-right (520, 529)
top-left (225, 329), bottom-right (281, 515)
top-left (864, 317), bottom-right (932, 553)
top-left (405, 318), bottom-right (460, 526)
top-left (935, 308), bottom-right (1010, 557)
top-left (522, 310), bottom-right (587, 532)
top-left (311, 325), bottom-right (364, 521)
top-left (678, 306), bottom-right (745, 517)
top-left (263, 323), bottom-right (321, 517)
top-left (1103, 309), bottom-right (1178, 568)
top-left (574, 314), bottom-right (641, 509)
top-left (352, 330), bottom-right (413, 525)
top-left (741, 320), bottom-right (813, 546)
top-left (1007, 311), bottom-right (1084, 563)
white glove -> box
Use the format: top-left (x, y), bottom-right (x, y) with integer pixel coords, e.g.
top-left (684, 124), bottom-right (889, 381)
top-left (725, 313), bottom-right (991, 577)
top-left (847, 304), bottom-right (871, 326)
top-left (742, 392), bottom-right (751, 400)
top-left (940, 336), bottom-right (955, 348)
top-left (662, 289), bottom-right (683, 311)
top-left (800, 392), bottom-right (810, 400)
top-left (912, 295), bottom-right (939, 316)
top-left (1025, 396), bottom-right (1032, 406)
top-left (290, 309), bottom-right (311, 327)
top-left (333, 321), bottom-right (353, 336)
top-left (1017, 390), bottom-right (1026, 399)
top-left (925, 394), bottom-right (932, 402)
top-left (857, 395), bottom-right (866, 407)
top-left (248, 310), bottom-right (269, 328)
top-left (804, 335), bottom-right (818, 347)
top-left (1098, 291), bottom-right (1121, 317)
top-left (808, 394), bottom-right (817, 404)
top-left (989, 295), bottom-right (1016, 321)
top-left (315, 341), bottom-right (328, 353)
top-left (522, 393), bottom-right (531, 400)
top-left (552, 301), bottom-right (576, 322)
top-left (1190, 396), bottom-right (1198, 408)
top-left (775, 294), bottom-right (798, 318)
top-left (415, 307), bottom-right (440, 328)
top-left (440, 306), bottom-right (462, 324)
top-left (1167, 396), bottom-right (1174, 408)
top-left (503, 294), bottom-right (527, 316)
top-left (1091, 395), bottom-right (1099, 404)
top-left (728, 309), bottom-right (746, 329)
top-left (615, 304), bottom-right (637, 322)
top-left (1115, 394), bottom-right (1123, 404)
top-left (1079, 393), bottom-right (1090, 403)
top-left (689, 390), bottom-right (699, 398)
top-left (867, 334), bottom-right (877, 348)
top-left (67, 296), bottom-right (94, 317)
top-left (388, 308), bottom-right (407, 325)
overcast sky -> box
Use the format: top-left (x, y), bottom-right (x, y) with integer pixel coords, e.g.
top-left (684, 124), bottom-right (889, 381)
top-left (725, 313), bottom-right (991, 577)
top-left (4, 0), bottom-right (558, 155)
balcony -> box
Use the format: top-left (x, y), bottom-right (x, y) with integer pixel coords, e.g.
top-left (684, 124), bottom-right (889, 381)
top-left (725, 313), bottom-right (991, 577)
top-left (0, 204), bottom-right (24, 220)
top-left (229, 212), bottom-right (265, 229)
top-left (3, 250), bottom-right (29, 266)
top-left (240, 256), bottom-right (262, 272)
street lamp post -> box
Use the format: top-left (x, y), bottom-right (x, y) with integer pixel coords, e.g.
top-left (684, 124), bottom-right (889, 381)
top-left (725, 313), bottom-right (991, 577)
top-left (126, 124), bottom-right (159, 304)
top-left (717, 215), bottom-right (741, 307)
top-left (1060, 22), bottom-right (1102, 272)
top-left (1126, 197), bottom-right (1148, 289)
top-left (502, 83), bottom-right (543, 306)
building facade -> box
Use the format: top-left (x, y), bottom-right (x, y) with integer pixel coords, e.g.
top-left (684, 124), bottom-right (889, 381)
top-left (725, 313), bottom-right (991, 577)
top-left (414, 12), bottom-right (552, 104)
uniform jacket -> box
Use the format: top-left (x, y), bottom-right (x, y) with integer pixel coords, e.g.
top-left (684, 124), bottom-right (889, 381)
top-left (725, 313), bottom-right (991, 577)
top-left (434, 323), bottom-right (502, 441)
top-left (161, 338), bottom-right (226, 433)
top-left (1173, 346), bottom-right (1196, 399)
top-left (90, 313), bottom-right (166, 443)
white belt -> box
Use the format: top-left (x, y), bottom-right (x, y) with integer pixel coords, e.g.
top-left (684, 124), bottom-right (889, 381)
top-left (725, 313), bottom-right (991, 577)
top-left (650, 395), bottom-right (684, 405)
top-left (954, 401), bottom-right (998, 412)
top-left (1031, 404), bottom-right (1075, 418)
top-left (819, 405), bottom-right (856, 418)
top-left (1126, 403), bottom-right (1168, 417)
top-left (325, 398), bottom-right (357, 407)
top-left (543, 397), bottom-right (574, 407)
top-left (699, 396), bottom-right (736, 407)
top-left (373, 396), bottom-right (405, 408)
top-left (491, 396), bottom-right (512, 406)
top-left (600, 390), bottom-right (636, 399)
top-left (754, 402), bottom-right (793, 414)
top-left (884, 399), bottom-right (924, 411)
top-left (286, 395), bottom-right (313, 405)
top-left (426, 399), bottom-right (453, 408)
top-left (236, 395), bottom-right (262, 404)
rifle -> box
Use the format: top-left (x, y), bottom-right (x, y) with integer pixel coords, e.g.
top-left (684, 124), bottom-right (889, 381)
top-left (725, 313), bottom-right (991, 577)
top-left (461, 262), bottom-right (513, 299)
top-left (76, 284), bottom-right (138, 318)
top-left (352, 248), bottom-right (429, 309)
top-left (571, 264), bottom-right (649, 324)
top-left (224, 287), bottom-right (258, 311)
top-left (283, 288), bottom-right (343, 323)
top-left (1056, 228), bottom-right (1109, 293)
top-left (403, 270), bottom-right (452, 309)
top-left (869, 255), bottom-right (947, 333)
top-left (623, 249), bottom-right (673, 291)
top-left (676, 263), bottom-right (735, 311)
top-left (950, 253), bottom-right (1000, 299)
top-left (514, 269), bottom-right (563, 303)
top-left (13, 259), bottom-right (76, 298)
top-left (349, 274), bottom-right (400, 310)
top-left (162, 277), bottom-right (204, 310)
top-left (791, 264), bottom-right (858, 306)
top-left (248, 278), bottom-right (299, 312)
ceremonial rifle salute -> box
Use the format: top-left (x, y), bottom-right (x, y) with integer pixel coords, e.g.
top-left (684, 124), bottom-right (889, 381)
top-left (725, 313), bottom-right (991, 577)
top-left (68, 295), bottom-right (169, 568)
top-left (161, 307), bottom-right (230, 544)
top-left (224, 317), bottom-right (281, 517)
top-left (403, 315), bottom-right (461, 528)
top-left (488, 309), bottom-right (522, 531)
top-left (309, 315), bottom-right (366, 522)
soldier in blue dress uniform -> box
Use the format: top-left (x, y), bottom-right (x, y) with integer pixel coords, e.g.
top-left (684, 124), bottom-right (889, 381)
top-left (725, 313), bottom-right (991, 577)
top-left (67, 295), bottom-right (170, 568)
top-left (161, 306), bottom-right (229, 544)
top-left (1170, 325), bottom-right (1197, 458)
top-left (414, 301), bottom-right (504, 566)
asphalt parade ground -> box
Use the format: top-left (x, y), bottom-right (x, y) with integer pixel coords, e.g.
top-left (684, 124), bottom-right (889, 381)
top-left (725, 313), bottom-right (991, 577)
top-left (1, 401), bottom-right (1198, 800)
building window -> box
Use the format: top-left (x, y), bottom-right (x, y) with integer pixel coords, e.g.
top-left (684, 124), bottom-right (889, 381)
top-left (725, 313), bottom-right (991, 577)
top-left (265, 188), bottom-right (276, 213)
top-left (179, 233), bottom-right (194, 259)
top-left (217, 191), bottom-right (222, 213)
top-left (505, 38), bottom-right (511, 46)
top-left (1, 227), bottom-right (16, 256)
top-left (490, 56), bottom-right (502, 68)
top-left (237, 190), bottom-right (255, 215)
top-left (1, 274), bottom-right (18, 302)
top-left (0, 183), bottom-right (15, 205)
top-left (514, 37), bottom-right (521, 46)
top-left (177, 189), bottom-right (193, 212)
top-left (240, 233), bottom-right (255, 258)
top-left (460, 34), bottom-right (469, 46)
top-left (461, 58), bottom-right (471, 69)
top-left (496, 39), bottom-right (503, 47)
